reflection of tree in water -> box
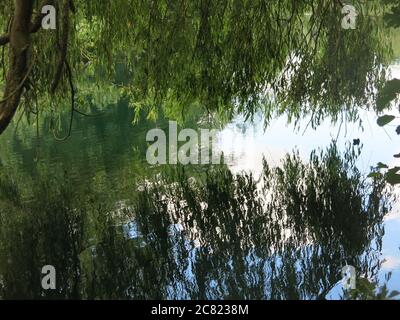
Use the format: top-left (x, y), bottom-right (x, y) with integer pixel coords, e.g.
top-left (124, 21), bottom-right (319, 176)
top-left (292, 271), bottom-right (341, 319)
top-left (130, 144), bottom-right (389, 300)
top-left (0, 144), bottom-right (391, 299)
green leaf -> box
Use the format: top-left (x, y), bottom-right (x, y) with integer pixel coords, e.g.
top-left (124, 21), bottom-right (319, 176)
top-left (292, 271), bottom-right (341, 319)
top-left (377, 115), bottom-right (395, 127)
top-left (368, 172), bottom-right (382, 178)
top-left (386, 167), bottom-right (400, 185)
top-left (377, 162), bottom-right (389, 169)
top-left (388, 167), bottom-right (400, 174)
top-left (377, 79), bottom-right (400, 111)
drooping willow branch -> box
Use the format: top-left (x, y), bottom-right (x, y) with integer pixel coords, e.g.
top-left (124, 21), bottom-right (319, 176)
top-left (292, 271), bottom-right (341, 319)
top-left (51, 0), bottom-right (71, 93)
top-left (53, 60), bottom-right (75, 141)
top-left (0, 54), bottom-right (35, 104)
top-left (51, 0), bottom-right (103, 140)
top-left (52, 59), bottom-right (105, 141)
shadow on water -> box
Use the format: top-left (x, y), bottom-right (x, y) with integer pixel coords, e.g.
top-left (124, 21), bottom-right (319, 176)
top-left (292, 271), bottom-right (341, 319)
top-left (0, 143), bottom-right (392, 299)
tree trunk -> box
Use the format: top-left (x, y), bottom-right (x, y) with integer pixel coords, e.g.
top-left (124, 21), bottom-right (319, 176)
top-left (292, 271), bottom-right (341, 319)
top-left (0, 0), bottom-right (33, 135)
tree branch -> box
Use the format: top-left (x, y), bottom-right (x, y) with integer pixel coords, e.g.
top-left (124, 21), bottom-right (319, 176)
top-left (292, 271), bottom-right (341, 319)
top-left (51, 0), bottom-right (71, 93)
top-left (0, 0), bottom-right (34, 135)
top-left (0, 0), bottom-right (55, 46)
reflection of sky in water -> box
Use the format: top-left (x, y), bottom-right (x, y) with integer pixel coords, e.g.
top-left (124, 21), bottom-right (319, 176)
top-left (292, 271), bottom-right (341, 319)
top-left (119, 62), bottom-right (400, 299)
top-left (214, 62), bottom-right (400, 297)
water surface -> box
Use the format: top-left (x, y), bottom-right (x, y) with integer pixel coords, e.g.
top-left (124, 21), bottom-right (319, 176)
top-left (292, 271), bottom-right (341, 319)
top-left (0, 61), bottom-right (399, 300)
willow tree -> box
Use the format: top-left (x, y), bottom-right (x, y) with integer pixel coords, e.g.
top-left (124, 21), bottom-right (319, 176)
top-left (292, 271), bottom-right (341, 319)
top-left (0, 0), bottom-right (393, 136)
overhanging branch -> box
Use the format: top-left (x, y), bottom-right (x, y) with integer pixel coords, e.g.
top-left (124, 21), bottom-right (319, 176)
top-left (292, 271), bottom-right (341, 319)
top-left (0, 0), bottom-right (55, 46)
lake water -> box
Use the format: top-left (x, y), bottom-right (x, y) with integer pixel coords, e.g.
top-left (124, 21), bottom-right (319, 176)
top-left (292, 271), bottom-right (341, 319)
top-left (0, 60), bottom-right (399, 299)
top-left (218, 60), bottom-right (400, 298)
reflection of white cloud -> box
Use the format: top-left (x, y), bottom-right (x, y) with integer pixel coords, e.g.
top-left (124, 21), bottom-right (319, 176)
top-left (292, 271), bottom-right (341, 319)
top-left (382, 256), bottom-right (400, 270)
top-left (214, 60), bottom-right (400, 178)
top-left (389, 63), bottom-right (400, 79)
top-left (216, 92), bottom-right (400, 178)
top-left (220, 138), bottom-right (286, 176)
top-left (217, 123), bottom-right (290, 176)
